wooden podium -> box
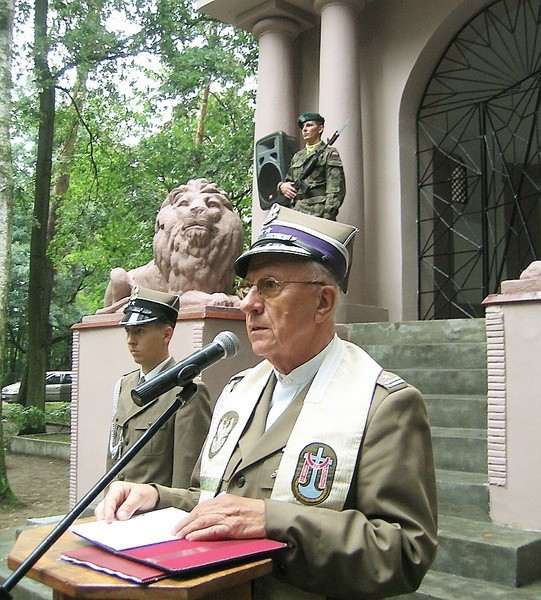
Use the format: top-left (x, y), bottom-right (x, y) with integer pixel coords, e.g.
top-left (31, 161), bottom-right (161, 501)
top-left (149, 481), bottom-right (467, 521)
top-left (8, 524), bottom-right (273, 599)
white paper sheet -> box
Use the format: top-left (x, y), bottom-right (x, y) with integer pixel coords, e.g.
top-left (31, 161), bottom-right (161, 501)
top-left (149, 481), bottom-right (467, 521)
top-left (70, 507), bottom-right (188, 551)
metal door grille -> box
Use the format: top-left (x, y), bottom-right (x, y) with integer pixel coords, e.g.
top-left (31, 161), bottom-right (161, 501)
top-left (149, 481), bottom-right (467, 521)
top-left (417, 0), bottom-right (541, 319)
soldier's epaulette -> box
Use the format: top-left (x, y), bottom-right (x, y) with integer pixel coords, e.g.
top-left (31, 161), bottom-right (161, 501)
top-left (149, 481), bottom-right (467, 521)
top-left (122, 368), bottom-right (139, 378)
top-left (377, 371), bottom-right (408, 391)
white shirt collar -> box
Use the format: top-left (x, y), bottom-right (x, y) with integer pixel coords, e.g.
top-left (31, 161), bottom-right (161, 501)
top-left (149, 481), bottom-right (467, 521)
top-left (273, 335), bottom-right (338, 387)
top-left (266, 336), bottom-right (339, 431)
top-left (140, 356), bottom-right (171, 382)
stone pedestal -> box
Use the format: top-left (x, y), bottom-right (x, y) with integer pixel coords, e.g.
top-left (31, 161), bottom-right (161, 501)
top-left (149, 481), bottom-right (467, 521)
top-left (483, 261), bottom-right (541, 532)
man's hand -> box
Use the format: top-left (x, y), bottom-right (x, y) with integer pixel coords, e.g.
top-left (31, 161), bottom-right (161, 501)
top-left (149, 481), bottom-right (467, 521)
top-left (94, 481), bottom-right (159, 523)
top-left (279, 182), bottom-right (298, 201)
top-left (172, 494), bottom-right (265, 541)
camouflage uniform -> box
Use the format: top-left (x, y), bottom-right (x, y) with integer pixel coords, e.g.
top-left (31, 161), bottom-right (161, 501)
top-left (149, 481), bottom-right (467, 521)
top-left (278, 142), bottom-right (345, 221)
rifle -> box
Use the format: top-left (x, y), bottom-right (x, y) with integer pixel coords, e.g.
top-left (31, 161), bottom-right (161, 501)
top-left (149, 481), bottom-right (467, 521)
top-left (262, 119), bottom-right (349, 208)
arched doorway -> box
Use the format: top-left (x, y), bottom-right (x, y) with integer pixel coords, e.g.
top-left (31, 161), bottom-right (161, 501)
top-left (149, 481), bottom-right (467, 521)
top-left (417, 0), bottom-right (540, 319)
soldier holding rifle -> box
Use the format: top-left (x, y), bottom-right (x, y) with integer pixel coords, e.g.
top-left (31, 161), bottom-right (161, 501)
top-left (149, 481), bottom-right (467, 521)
top-left (277, 112), bottom-right (346, 220)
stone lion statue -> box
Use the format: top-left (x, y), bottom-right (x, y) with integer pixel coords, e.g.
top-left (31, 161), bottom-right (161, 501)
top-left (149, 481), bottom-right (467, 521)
top-left (99, 179), bottom-right (244, 312)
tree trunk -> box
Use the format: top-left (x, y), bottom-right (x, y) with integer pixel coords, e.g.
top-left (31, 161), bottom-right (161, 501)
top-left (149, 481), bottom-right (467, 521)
top-left (50, 65), bottom-right (89, 239)
top-left (0, 0), bottom-right (15, 501)
top-left (22, 0), bottom-right (55, 414)
top-left (194, 83), bottom-right (210, 148)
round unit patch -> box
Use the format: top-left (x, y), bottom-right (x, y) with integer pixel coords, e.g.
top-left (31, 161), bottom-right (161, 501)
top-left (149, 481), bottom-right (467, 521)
top-left (209, 411), bottom-right (239, 458)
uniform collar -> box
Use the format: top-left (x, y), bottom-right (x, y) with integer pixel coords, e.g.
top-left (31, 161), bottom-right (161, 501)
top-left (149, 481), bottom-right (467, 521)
top-left (140, 356), bottom-right (172, 382)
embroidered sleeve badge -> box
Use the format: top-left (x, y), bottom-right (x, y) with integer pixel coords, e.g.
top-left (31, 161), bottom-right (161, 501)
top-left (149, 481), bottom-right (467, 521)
top-left (291, 443), bottom-right (337, 505)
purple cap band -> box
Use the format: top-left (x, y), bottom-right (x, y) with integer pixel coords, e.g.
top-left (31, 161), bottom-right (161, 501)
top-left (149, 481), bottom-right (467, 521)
top-left (234, 204), bottom-right (357, 292)
top-left (235, 221), bottom-right (350, 287)
top-left (261, 223), bottom-right (347, 282)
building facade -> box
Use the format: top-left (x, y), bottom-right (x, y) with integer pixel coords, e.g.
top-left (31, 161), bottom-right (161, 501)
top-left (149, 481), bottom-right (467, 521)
top-left (195, 0), bottom-right (540, 323)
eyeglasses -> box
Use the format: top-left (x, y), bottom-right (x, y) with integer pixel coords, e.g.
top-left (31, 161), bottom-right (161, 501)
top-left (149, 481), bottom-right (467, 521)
top-left (236, 277), bottom-right (326, 300)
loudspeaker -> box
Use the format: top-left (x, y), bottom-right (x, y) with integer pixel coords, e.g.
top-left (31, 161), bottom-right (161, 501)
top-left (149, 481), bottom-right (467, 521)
top-left (255, 131), bottom-right (299, 210)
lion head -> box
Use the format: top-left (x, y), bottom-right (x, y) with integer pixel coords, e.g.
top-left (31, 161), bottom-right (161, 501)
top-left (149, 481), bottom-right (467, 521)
top-left (154, 179), bottom-right (244, 294)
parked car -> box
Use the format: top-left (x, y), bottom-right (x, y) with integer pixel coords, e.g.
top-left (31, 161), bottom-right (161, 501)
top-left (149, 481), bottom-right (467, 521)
top-left (1, 371), bottom-right (73, 403)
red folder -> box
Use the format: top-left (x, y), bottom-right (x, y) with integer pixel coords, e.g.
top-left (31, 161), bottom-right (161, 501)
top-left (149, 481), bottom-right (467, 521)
top-left (122, 536), bottom-right (286, 572)
top-left (61, 545), bottom-right (168, 584)
top-left (61, 537), bottom-right (286, 583)
top-left (64, 508), bottom-right (286, 583)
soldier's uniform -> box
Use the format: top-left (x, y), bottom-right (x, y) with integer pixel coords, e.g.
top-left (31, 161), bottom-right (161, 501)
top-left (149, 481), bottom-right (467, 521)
top-left (107, 286), bottom-right (211, 488)
top-left (277, 112), bottom-right (346, 221)
top-left (106, 364), bottom-right (211, 488)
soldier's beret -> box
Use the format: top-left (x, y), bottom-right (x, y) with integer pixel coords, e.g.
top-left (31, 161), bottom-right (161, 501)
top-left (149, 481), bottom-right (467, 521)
top-left (298, 112), bottom-right (325, 128)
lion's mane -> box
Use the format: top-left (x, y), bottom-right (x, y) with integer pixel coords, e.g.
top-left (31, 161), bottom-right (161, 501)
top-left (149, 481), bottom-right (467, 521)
top-left (100, 178), bottom-right (244, 311)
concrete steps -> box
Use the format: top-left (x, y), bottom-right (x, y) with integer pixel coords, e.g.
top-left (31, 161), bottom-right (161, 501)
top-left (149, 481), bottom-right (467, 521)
top-left (435, 469), bottom-right (490, 522)
top-left (434, 515), bottom-right (541, 587)
top-left (424, 394), bottom-right (487, 429)
top-left (395, 367), bottom-right (488, 396)
top-left (342, 318), bottom-right (541, 597)
top-left (431, 426), bottom-right (487, 473)
top-left (404, 571), bottom-right (541, 599)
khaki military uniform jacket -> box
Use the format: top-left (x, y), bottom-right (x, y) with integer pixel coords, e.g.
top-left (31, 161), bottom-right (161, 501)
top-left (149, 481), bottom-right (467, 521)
top-left (155, 347), bottom-right (437, 600)
top-left (279, 143), bottom-right (345, 220)
top-left (106, 358), bottom-right (211, 488)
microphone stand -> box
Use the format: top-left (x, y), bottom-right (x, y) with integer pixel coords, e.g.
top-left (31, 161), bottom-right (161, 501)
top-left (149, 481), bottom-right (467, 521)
top-left (0, 381), bottom-right (198, 599)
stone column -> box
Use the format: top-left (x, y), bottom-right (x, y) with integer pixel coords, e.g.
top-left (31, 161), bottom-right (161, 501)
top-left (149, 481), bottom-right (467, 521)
top-left (315, 0), bottom-right (366, 304)
top-left (252, 18), bottom-right (301, 236)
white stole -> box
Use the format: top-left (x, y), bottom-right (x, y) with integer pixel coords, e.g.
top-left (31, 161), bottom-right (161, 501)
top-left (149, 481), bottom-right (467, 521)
top-left (199, 339), bottom-right (382, 510)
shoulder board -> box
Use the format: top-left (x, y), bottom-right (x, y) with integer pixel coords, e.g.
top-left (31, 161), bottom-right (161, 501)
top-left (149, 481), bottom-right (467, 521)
top-left (377, 371), bottom-right (408, 391)
top-left (225, 369), bottom-right (250, 392)
top-left (122, 369), bottom-right (139, 378)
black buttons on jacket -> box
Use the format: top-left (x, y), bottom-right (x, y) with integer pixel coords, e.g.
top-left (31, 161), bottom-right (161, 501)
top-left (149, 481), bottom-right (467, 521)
top-left (235, 474), bottom-right (246, 488)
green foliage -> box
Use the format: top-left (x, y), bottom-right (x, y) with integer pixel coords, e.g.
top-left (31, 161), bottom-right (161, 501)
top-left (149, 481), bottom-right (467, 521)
top-left (45, 402), bottom-right (71, 426)
top-left (4, 0), bottom-right (257, 387)
top-left (2, 403), bottom-right (46, 435)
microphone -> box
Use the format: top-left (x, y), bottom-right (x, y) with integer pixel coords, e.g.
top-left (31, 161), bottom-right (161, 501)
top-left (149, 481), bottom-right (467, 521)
top-left (131, 331), bottom-right (240, 406)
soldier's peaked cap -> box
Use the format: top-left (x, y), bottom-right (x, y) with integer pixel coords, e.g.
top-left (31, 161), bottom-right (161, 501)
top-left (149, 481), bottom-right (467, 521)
top-left (234, 204), bottom-right (358, 292)
top-left (298, 112), bottom-right (324, 128)
top-left (119, 286), bottom-right (179, 327)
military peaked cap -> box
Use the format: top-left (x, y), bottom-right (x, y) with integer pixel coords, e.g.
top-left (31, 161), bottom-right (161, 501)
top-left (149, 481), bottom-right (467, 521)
top-left (119, 286), bottom-right (179, 327)
top-left (235, 204), bottom-right (358, 292)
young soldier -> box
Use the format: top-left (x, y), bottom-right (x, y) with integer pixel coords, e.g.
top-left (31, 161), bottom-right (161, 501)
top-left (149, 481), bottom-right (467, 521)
top-left (278, 112), bottom-right (346, 220)
top-left (107, 286), bottom-right (211, 488)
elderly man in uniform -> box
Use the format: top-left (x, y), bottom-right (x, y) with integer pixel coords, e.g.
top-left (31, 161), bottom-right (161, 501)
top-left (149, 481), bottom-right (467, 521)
top-left (277, 112), bottom-right (346, 221)
top-left (97, 206), bottom-right (437, 599)
top-left (107, 286), bottom-right (211, 488)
